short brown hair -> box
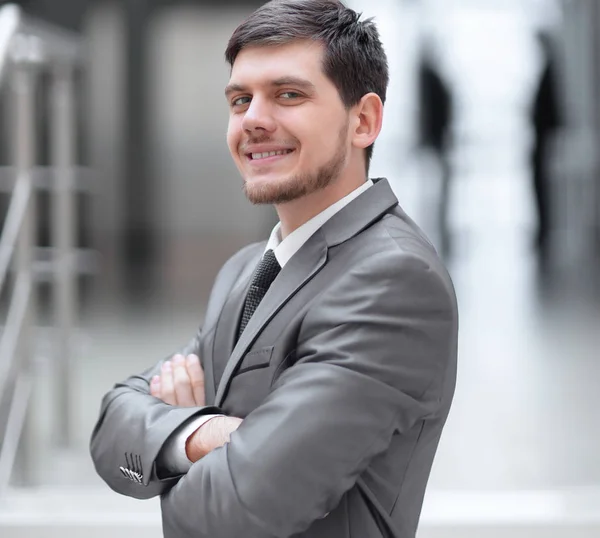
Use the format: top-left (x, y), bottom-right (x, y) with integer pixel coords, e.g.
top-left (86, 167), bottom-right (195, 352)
top-left (225, 0), bottom-right (389, 172)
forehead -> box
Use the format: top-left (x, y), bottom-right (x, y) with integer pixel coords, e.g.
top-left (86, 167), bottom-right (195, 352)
top-left (229, 40), bottom-right (328, 87)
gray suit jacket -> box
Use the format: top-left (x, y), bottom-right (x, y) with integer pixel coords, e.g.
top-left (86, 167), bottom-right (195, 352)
top-left (90, 178), bottom-right (458, 538)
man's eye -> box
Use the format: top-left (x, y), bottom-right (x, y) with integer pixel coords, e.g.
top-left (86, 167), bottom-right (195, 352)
top-left (280, 91), bottom-right (301, 99)
top-left (232, 96), bottom-right (250, 106)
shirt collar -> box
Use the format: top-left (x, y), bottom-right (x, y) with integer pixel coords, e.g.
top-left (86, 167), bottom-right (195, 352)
top-left (265, 179), bottom-right (374, 268)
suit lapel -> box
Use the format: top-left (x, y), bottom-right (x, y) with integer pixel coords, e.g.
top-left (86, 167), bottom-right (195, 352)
top-left (211, 249), bottom-right (262, 393)
top-left (215, 230), bottom-right (328, 406)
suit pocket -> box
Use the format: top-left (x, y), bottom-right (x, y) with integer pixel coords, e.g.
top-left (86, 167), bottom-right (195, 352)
top-left (236, 346), bottom-right (274, 375)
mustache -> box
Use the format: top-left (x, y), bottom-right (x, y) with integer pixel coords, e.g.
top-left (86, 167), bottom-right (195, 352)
top-left (239, 135), bottom-right (297, 152)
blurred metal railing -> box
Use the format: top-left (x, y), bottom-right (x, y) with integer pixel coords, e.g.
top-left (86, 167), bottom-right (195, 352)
top-left (0, 4), bottom-right (82, 498)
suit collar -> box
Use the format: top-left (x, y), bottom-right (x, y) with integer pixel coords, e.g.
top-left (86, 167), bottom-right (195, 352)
top-left (321, 177), bottom-right (398, 248)
top-left (266, 179), bottom-right (374, 268)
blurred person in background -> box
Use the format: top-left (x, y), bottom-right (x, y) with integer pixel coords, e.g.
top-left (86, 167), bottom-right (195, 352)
top-left (416, 36), bottom-right (454, 257)
top-left (90, 1), bottom-right (458, 537)
top-left (530, 29), bottom-right (563, 257)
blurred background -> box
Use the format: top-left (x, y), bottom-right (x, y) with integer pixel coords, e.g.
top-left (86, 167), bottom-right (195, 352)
top-left (0, 0), bottom-right (599, 536)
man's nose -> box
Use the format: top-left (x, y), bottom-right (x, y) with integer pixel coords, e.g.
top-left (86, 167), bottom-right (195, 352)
top-left (241, 97), bottom-right (276, 133)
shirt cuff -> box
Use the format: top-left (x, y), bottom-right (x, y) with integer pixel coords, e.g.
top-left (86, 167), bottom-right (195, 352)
top-left (159, 414), bottom-right (225, 475)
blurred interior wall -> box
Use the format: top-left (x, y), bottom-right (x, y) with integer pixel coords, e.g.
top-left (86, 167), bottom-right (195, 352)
top-left (85, 0), bottom-right (126, 289)
top-left (591, 0), bottom-right (600, 246)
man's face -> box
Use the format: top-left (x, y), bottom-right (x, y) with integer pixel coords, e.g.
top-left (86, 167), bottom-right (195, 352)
top-left (225, 40), bottom-right (351, 204)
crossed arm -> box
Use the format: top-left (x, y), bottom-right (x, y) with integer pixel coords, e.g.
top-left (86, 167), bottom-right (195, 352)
top-left (90, 245), bottom-right (256, 498)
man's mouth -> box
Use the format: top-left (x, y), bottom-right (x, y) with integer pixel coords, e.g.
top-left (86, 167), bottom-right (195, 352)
top-left (247, 149), bottom-right (295, 161)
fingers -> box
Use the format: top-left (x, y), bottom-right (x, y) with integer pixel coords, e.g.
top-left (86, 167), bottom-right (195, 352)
top-left (172, 354), bottom-right (196, 407)
top-left (186, 354), bottom-right (205, 406)
top-left (159, 360), bottom-right (177, 405)
top-left (151, 354), bottom-right (205, 408)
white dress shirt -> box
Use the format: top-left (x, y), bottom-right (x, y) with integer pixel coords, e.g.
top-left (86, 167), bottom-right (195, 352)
top-left (162, 179), bottom-right (374, 474)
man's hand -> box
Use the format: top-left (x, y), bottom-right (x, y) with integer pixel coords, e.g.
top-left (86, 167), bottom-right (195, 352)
top-left (150, 353), bottom-right (243, 461)
top-left (150, 354), bottom-right (205, 407)
top-left (185, 416), bottom-right (243, 463)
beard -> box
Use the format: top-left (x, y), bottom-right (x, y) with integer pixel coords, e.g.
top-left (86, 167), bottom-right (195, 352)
top-left (242, 124), bottom-right (348, 205)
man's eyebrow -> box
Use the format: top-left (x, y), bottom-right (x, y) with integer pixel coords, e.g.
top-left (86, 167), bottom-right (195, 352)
top-left (270, 77), bottom-right (316, 91)
top-left (224, 83), bottom-right (246, 97)
top-left (224, 77), bottom-right (316, 97)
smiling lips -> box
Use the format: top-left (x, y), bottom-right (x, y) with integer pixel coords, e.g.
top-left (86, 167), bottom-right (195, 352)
top-left (248, 149), bottom-right (294, 161)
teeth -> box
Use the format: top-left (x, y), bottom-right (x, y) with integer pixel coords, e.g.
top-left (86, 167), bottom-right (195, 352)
top-left (251, 149), bottom-right (292, 160)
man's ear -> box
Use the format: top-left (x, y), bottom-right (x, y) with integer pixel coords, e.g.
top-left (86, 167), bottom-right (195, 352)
top-left (351, 93), bottom-right (384, 151)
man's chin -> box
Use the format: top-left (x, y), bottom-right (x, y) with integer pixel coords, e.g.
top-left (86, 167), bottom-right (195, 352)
top-left (243, 179), bottom-right (284, 205)
top-left (242, 176), bottom-right (306, 205)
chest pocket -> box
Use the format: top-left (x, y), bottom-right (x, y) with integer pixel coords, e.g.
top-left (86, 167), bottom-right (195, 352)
top-left (236, 346), bottom-right (274, 375)
top-left (223, 346), bottom-right (275, 416)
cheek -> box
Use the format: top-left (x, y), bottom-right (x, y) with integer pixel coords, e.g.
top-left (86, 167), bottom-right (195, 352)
top-left (302, 124), bottom-right (339, 164)
top-left (285, 113), bottom-right (330, 157)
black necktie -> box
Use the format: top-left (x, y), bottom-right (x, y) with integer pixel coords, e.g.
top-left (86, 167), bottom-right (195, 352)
top-left (237, 249), bottom-right (281, 340)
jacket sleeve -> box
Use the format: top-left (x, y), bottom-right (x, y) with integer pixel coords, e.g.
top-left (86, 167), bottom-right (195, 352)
top-left (89, 327), bottom-right (223, 499)
top-left (160, 251), bottom-right (458, 537)
top-left (89, 242), bottom-right (262, 499)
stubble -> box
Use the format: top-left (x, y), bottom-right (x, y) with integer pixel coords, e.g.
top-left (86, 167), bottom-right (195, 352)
top-left (242, 123), bottom-right (349, 205)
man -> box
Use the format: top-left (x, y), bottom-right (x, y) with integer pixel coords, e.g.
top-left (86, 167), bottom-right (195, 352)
top-left (90, 1), bottom-right (458, 537)
top-left (417, 37), bottom-right (454, 257)
top-left (530, 30), bottom-right (562, 257)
